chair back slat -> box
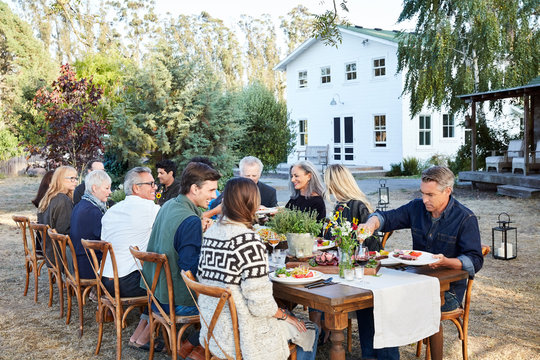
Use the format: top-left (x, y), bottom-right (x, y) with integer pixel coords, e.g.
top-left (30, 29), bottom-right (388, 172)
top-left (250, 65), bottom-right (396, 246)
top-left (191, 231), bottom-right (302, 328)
top-left (47, 230), bottom-right (80, 284)
top-left (181, 270), bottom-right (242, 360)
top-left (81, 239), bottom-right (118, 306)
top-left (29, 223), bottom-right (54, 266)
top-left (129, 246), bottom-right (175, 324)
top-left (12, 216), bottom-right (31, 256)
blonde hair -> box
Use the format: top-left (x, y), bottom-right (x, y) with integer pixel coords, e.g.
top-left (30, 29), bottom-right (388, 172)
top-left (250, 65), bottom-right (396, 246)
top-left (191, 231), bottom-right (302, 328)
top-left (324, 164), bottom-right (374, 213)
top-left (38, 166), bottom-right (77, 212)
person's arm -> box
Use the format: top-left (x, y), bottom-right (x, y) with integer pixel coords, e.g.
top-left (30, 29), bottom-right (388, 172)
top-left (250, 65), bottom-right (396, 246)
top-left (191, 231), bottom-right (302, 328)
top-left (174, 216), bottom-right (203, 275)
top-left (268, 188), bottom-right (278, 208)
top-left (202, 204), bottom-right (221, 219)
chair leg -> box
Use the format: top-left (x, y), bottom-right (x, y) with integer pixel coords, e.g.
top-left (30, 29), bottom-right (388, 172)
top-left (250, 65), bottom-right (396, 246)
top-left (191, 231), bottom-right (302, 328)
top-left (115, 307), bottom-right (123, 360)
top-left (23, 260), bottom-right (30, 297)
top-left (66, 286), bottom-right (73, 325)
top-left (57, 276), bottom-right (64, 318)
top-left (76, 288), bottom-right (84, 337)
top-left (416, 340), bottom-right (422, 357)
top-left (462, 328), bottom-right (468, 360)
top-left (95, 307), bottom-right (104, 355)
top-left (48, 270), bottom-right (54, 308)
top-left (33, 261), bottom-right (40, 303)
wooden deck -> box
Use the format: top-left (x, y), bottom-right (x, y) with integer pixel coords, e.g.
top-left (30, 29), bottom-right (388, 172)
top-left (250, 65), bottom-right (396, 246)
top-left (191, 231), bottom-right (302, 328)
top-left (458, 171), bottom-right (540, 198)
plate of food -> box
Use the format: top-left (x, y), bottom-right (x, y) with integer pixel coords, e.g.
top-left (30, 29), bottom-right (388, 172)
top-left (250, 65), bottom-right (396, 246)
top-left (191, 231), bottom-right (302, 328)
top-left (269, 266), bottom-right (323, 285)
top-left (389, 250), bottom-right (440, 266)
top-left (256, 207), bottom-right (279, 215)
top-left (313, 238), bottom-right (336, 251)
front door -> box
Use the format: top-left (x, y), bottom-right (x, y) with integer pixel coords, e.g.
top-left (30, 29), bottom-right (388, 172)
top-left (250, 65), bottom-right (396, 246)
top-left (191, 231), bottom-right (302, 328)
top-left (332, 116), bottom-right (354, 163)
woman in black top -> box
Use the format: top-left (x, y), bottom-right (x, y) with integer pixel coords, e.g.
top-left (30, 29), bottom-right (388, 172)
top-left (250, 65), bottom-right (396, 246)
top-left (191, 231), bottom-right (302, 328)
top-left (285, 160), bottom-right (326, 221)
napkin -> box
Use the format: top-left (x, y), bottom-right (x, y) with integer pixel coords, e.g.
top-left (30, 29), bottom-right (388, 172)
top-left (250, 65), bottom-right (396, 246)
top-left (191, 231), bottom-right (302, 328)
top-left (333, 268), bottom-right (441, 348)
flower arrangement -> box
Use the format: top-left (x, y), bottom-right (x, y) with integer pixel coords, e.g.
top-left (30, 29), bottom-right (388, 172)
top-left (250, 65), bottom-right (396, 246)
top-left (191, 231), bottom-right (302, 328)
top-left (326, 206), bottom-right (359, 275)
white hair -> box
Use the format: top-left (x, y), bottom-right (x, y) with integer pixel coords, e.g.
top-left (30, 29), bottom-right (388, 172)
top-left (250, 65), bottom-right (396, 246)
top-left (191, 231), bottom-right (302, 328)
top-left (123, 167), bottom-right (152, 196)
top-left (239, 156), bottom-right (263, 176)
top-left (85, 170), bottom-right (111, 194)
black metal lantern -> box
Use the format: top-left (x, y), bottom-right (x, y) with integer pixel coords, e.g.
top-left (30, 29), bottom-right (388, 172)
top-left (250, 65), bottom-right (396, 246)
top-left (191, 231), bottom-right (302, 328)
top-left (377, 179), bottom-right (390, 211)
top-left (492, 213), bottom-right (517, 260)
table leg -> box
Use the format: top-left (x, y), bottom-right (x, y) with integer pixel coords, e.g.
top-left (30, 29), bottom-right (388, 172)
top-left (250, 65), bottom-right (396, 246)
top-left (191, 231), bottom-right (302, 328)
top-left (324, 312), bottom-right (348, 360)
top-left (429, 324), bottom-right (443, 360)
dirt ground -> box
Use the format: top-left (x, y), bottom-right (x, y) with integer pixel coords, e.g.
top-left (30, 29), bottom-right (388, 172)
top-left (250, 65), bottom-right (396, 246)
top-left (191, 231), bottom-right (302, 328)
top-left (0, 176), bottom-right (539, 360)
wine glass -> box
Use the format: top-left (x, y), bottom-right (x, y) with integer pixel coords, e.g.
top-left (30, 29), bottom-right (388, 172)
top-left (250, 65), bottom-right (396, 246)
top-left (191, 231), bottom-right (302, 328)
top-left (356, 227), bottom-right (371, 258)
top-left (268, 236), bottom-right (280, 263)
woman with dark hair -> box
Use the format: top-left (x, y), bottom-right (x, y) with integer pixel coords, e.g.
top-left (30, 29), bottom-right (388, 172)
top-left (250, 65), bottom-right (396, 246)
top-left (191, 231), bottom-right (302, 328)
top-left (285, 160), bottom-right (326, 221)
top-left (32, 170), bottom-right (55, 209)
top-left (197, 177), bottom-right (318, 360)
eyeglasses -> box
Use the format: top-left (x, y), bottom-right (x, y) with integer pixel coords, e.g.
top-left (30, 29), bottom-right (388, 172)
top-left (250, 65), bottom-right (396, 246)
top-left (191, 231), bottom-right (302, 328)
top-left (136, 181), bottom-right (156, 187)
top-left (65, 176), bottom-right (78, 182)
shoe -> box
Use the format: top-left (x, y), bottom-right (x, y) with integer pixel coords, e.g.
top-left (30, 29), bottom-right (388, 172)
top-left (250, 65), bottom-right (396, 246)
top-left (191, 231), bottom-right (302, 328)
top-left (186, 345), bottom-right (205, 360)
top-left (138, 339), bottom-right (165, 352)
top-left (178, 339), bottom-right (195, 359)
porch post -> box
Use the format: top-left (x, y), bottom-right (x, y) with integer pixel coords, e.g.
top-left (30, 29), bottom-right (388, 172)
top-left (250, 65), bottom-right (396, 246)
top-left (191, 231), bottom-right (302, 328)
top-left (471, 101), bottom-right (477, 171)
top-left (524, 94), bottom-right (530, 176)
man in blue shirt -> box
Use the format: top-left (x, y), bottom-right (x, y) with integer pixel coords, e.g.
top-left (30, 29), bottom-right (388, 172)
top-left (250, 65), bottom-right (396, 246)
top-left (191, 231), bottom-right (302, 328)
top-left (357, 166), bottom-right (483, 360)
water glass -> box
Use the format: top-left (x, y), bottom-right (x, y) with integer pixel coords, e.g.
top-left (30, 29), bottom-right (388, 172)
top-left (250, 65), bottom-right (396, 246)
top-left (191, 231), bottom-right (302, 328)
top-left (344, 268), bottom-right (354, 281)
top-left (355, 266), bottom-right (364, 281)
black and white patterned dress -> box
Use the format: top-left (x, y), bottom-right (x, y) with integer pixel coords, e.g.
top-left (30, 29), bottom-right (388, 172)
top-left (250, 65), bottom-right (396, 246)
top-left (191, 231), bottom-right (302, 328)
top-left (197, 219), bottom-right (316, 360)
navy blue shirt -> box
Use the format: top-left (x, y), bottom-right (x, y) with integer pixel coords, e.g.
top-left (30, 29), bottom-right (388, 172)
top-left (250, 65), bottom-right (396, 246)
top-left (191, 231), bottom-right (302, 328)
top-left (173, 215), bottom-right (203, 276)
top-left (373, 196), bottom-right (483, 302)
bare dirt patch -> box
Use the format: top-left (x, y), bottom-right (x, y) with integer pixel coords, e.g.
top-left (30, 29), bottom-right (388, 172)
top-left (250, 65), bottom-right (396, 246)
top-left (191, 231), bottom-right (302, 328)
top-left (0, 176), bottom-right (539, 359)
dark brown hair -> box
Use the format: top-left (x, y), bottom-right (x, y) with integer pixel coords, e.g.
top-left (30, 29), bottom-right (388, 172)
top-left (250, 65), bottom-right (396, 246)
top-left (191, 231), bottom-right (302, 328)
top-left (222, 177), bottom-right (260, 229)
top-left (32, 170), bottom-right (54, 208)
top-left (180, 162), bottom-right (221, 195)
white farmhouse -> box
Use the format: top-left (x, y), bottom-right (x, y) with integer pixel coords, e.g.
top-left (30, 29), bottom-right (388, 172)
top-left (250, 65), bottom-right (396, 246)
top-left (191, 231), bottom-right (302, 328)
top-left (275, 25), bottom-right (466, 170)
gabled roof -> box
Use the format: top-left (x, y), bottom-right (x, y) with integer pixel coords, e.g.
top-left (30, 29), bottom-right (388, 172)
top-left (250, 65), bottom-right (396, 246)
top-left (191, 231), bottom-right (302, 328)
top-left (274, 25), bottom-right (401, 71)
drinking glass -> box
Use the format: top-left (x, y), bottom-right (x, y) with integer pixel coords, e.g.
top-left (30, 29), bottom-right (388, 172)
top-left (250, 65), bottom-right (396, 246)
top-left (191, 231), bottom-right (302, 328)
top-left (268, 236), bottom-right (280, 262)
top-left (355, 246), bottom-right (368, 285)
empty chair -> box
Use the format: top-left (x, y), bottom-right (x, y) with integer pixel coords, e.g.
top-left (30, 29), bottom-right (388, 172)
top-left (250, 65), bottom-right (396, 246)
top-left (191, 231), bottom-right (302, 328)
top-left (485, 139), bottom-right (524, 172)
top-left (81, 239), bottom-right (147, 360)
top-left (29, 222), bottom-right (64, 315)
top-left (130, 246), bottom-right (200, 360)
top-left (512, 140), bottom-right (540, 174)
top-left (47, 229), bottom-right (96, 336)
top-left (12, 215), bottom-right (46, 303)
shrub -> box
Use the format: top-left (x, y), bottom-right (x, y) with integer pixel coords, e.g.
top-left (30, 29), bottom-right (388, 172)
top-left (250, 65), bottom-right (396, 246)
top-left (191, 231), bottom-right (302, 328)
top-left (402, 157), bottom-right (421, 176)
top-left (386, 162), bottom-right (402, 177)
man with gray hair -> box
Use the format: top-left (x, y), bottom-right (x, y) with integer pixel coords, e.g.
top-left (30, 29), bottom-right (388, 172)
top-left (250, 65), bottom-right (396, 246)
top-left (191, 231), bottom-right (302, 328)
top-left (101, 167), bottom-right (161, 350)
top-left (356, 166), bottom-right (483, 360)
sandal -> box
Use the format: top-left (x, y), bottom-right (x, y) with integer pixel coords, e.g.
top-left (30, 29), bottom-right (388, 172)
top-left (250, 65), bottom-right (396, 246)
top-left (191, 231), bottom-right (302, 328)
top-left (139, 339), bottom-right (165, 352)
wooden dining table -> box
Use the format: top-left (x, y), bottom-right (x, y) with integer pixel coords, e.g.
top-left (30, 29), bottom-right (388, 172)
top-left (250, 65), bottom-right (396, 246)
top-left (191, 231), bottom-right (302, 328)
top-left (272, 266), bottom-right (468, 360)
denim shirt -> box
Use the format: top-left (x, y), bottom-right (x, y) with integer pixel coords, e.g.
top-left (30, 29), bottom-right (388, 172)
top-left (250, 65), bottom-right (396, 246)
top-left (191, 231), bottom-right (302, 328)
top-left (372, 196), bottom-right (483, 302)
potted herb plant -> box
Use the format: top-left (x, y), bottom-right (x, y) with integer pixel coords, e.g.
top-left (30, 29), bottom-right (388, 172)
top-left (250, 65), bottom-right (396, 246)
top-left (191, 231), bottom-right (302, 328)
top-left (267, 209), bottom-right (322, 257)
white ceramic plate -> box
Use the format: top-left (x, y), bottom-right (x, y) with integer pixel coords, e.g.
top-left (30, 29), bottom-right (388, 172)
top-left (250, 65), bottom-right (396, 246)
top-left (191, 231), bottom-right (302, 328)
top-left (256, 207), bottom-right (278, 215)
top-left (269, 270), bottom-right (323, 285)
top-left (380, 256), bottom-right (401, 266)
top-left (389, 250), bottom-right (440, 266)
top-left (313, 240), bottom-right (336, 251)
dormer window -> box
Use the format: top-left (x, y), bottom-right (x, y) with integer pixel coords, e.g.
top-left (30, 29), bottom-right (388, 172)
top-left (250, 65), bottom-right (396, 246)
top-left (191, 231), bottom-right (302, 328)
top-left (321, 66), bottom-right (331, 84)
top-left (373, 58), bottom-right (386, 77)
top-left (298, 70), bottom-right (308, 88)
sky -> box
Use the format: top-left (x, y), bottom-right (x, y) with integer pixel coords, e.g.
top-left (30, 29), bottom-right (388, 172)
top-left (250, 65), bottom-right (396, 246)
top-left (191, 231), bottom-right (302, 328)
top-left (154, 0), bottom-right (416, 32)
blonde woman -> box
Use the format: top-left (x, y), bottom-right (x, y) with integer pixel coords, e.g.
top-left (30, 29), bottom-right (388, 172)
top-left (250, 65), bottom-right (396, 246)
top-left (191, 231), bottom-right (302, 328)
top-left (38, 166), bottom-right (78, 265)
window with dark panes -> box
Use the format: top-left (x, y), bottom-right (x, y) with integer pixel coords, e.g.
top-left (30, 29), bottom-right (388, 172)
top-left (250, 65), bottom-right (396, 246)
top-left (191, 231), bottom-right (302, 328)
top-left (345, 62), bottom-right (357, 80)
top-left (299, 119), bottom-right (308, 146)
top-left (419, 115), bottom-right (431, 145)
top-left (443, 114), bottom-right (454, 138)
top-left (321, 66), bottom-right (331, 84)
top-left (374, 115), bottom-right (387, 147)
top-left (298, 70), bottom-right (307, 88)
top-left (373, 58), bottom-right (386, 77)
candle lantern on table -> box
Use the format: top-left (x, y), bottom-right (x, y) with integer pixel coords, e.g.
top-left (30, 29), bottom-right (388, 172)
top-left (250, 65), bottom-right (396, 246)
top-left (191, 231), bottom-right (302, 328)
top-left (377, 179), bottom-right (390, 211)
top-left (492, 212), bottom-right (517, 260)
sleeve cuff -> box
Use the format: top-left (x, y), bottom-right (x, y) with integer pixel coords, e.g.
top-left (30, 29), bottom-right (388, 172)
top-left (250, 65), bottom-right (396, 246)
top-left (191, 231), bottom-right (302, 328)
top-left (457, 254), bottom-right (475, 277)
top-left (369, 212), bottom-right (385, 230)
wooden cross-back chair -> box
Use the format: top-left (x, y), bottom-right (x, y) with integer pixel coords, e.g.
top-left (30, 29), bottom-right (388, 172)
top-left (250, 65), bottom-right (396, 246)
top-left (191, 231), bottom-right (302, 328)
top-left (81, 239), bottom-right (147, 360)
top-left (129, 246), bottom-right (200, 360)
top-left (12, 215), bottom-right (46, 303)
top-left (28, 222), bottom-right (65, 315)
top-left (415, 245), bottom-right (490, 360)
top-left (47, 229), bottom-right (96, 336)
top-left (181, 270), bottom-right (297, 360)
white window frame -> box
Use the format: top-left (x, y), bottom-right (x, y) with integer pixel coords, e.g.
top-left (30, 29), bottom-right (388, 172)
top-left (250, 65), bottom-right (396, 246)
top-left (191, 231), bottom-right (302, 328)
top-left (345, 62), bottom-right (357, 81)
top-left (298, 70), bottom-right (308, 88)
top-left (374, 114), bottom-right (387, 147)
top-left (298, 119), bottom-right (308, 147)
top-left (320, 66), bottom-right (331, 84)
top-left (419, 115), bottom-right (432, 146)
top-left (373, 57), bottom-right (386, 77)
top-left (442, 114), bottom-right (455, 138)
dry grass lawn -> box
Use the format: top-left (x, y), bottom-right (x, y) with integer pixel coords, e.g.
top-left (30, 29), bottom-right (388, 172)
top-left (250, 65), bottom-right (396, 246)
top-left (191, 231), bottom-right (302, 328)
top-left (0, 176), bottom-right (539, 359)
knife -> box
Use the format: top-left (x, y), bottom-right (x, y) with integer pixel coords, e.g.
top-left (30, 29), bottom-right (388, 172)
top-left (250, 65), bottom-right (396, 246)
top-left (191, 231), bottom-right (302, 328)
top-left (305, 277), bottom-right (334, 288)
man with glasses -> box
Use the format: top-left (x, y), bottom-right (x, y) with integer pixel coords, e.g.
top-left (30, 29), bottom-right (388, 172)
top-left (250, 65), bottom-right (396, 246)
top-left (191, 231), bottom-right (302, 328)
top-left (101, 167), bottom-right (161, 351)
top-left (356, 166), bottom-right (483, 360)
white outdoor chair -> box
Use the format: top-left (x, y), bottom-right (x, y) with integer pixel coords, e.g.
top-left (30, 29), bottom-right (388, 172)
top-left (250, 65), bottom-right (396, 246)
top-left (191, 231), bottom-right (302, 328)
top-left (512, 140), bottom-right (540, 174)
top-left (485, 139), bottom-right (524, 172)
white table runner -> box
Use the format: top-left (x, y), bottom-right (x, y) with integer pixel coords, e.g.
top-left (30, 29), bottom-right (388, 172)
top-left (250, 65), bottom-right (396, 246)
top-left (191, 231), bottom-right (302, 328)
top-left (329, 267), bottom-right (441, 348)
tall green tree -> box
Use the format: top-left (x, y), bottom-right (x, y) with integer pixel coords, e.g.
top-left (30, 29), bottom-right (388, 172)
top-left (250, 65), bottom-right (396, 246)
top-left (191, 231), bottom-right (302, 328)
top-left (397, 0), bottom-right (540, 116)
top-left (280, 5), bottom-right (314, 54)
top-left (236, 82), bottom-right (295, 170)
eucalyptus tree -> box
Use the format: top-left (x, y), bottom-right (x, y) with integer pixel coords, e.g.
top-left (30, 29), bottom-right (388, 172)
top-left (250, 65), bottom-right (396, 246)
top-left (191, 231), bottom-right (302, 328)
top-left (238, 14), bottom-right (284, 98)
top-left (397, 0), bottom-right (540, 116)
top-left (280, 5), bottom-right (314, 54)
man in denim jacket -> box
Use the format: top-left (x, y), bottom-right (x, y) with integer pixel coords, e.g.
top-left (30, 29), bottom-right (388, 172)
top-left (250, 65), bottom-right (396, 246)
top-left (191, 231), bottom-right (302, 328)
top-left (357, 166), bottom-right (483, 360)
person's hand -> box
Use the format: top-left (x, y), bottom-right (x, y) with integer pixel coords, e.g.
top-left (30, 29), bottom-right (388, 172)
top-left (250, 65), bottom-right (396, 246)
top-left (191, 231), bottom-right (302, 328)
top-left (285, 314), bottom-right (307, 332)
top-left (202, 218), bottom-right (213, 232)
top-left (358, 216), bottom-right (380, 237)
top-left (428, 254), bottom-right (462, 270)
top-left (428, 254), bottom-right (445, 269)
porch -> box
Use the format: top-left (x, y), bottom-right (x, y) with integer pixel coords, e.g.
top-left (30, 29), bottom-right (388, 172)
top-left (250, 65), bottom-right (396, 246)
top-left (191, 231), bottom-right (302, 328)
top-left (458, 171), bottom-right (540, 198)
